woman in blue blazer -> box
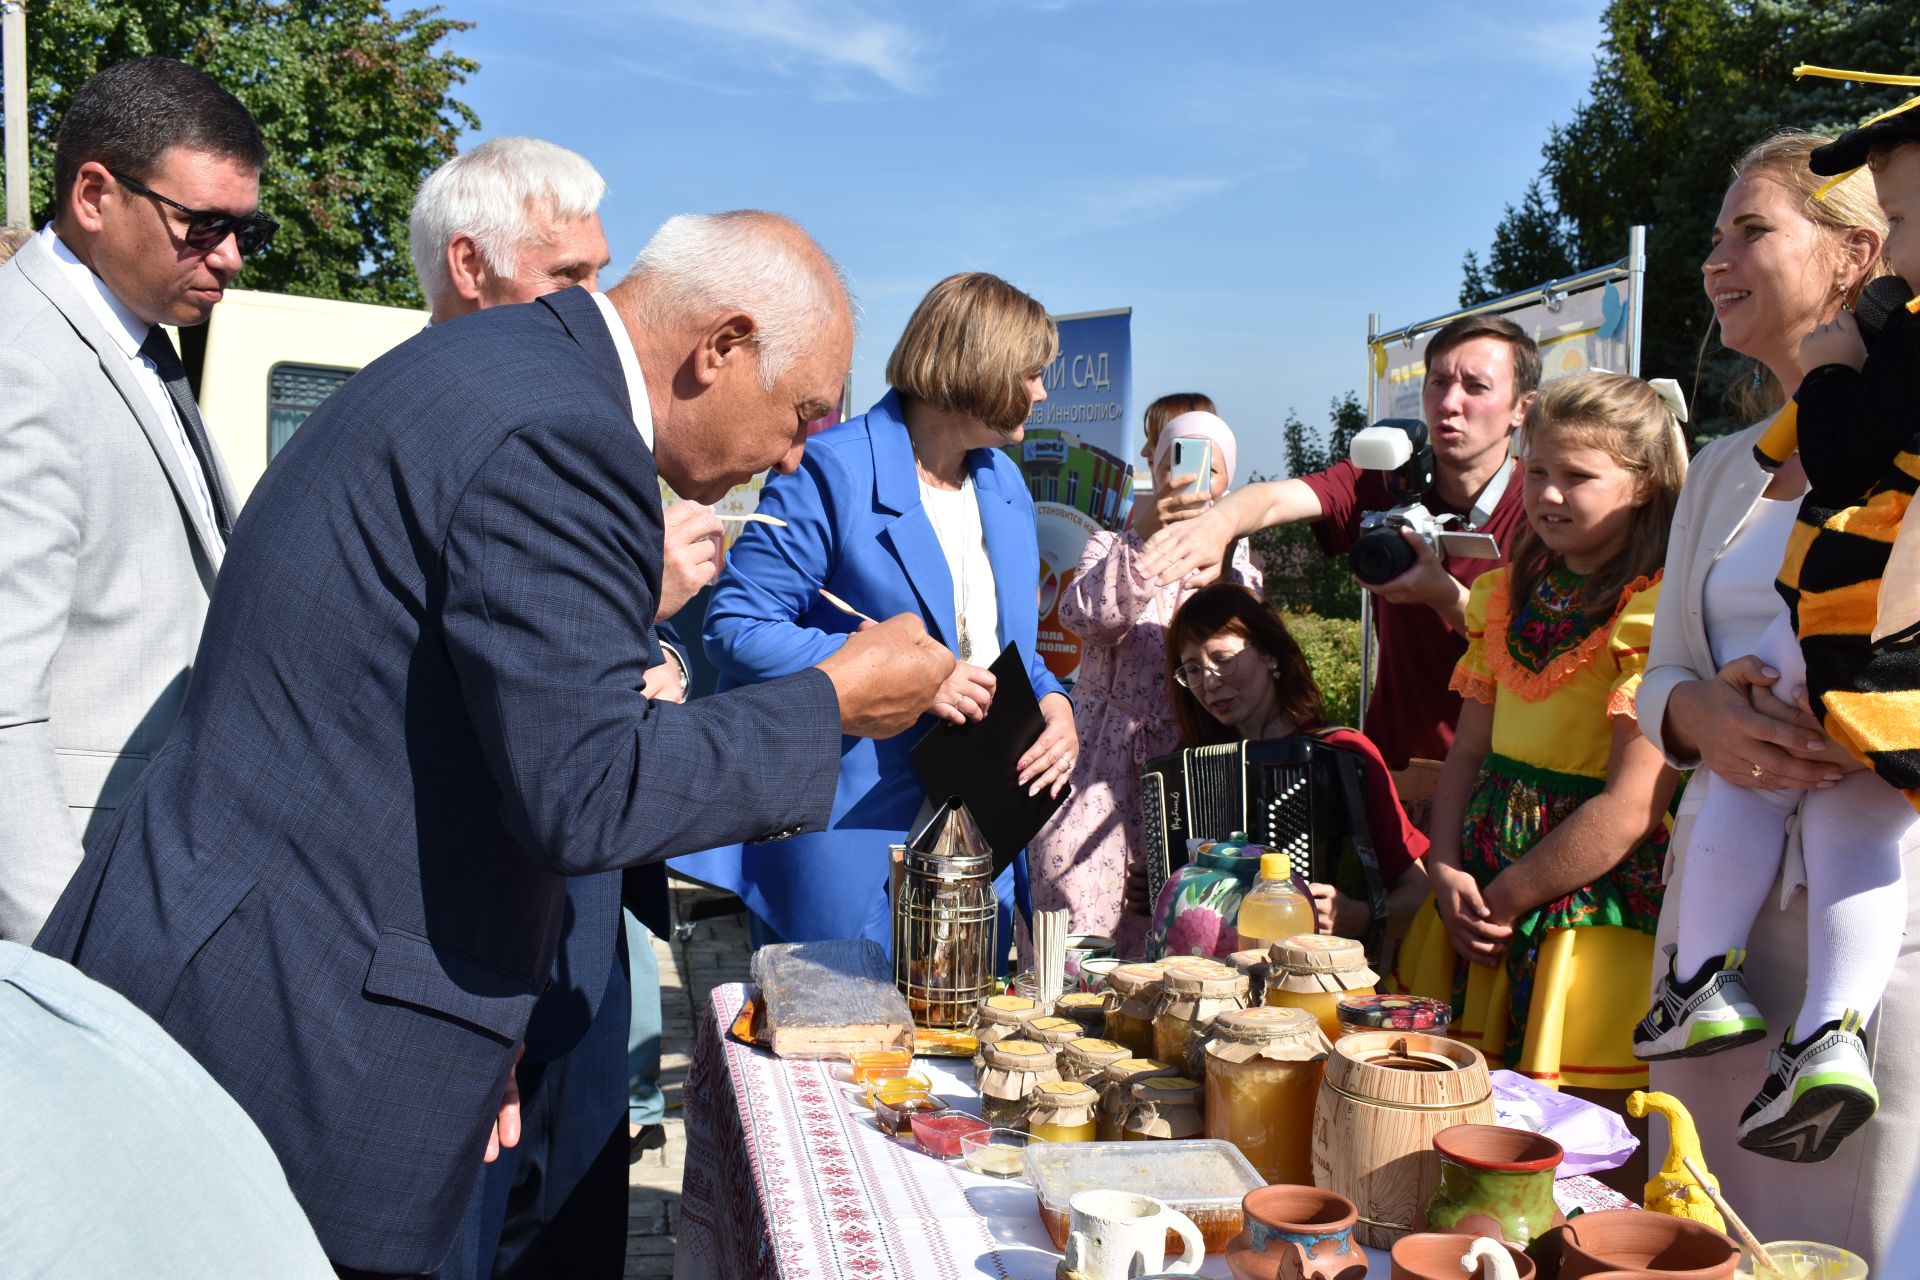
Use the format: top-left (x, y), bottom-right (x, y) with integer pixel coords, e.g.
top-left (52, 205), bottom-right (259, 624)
top-left (679, 273), bottom-right (1076, 950)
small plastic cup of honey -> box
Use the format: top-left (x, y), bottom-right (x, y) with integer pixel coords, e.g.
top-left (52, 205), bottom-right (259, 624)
top-left (847, 1046), bottom-right (914, 1084)
top-left (958, 1126), bottom-right (1039, 1180)
top-left (862, 1072), bottom-right (932, 1110)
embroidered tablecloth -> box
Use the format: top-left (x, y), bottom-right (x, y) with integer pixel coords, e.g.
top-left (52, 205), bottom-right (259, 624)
top-left (675, 982), bottom-right (1621, 1278)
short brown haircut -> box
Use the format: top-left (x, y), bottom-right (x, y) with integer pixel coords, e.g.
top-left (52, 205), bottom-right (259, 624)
top-left (1167, 583), bottom-right (1325, 748)
top-left (886, 272), bottom-right (1059, 434)
top-left (1143, 392), bottom-right (1216, 458)
top-left (1425, 314), bottom-right (1541, 402)
top-left (54, 58), bottom-right (265, 211)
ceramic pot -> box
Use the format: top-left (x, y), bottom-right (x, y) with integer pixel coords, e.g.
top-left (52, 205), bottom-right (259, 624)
top-left (1390, 1233), bottom-right (1537, 1280)
top-left (1551, 1209), bottom-right (1739, 1280)
top-left (1423, 1124), bottom-right (1565, 1250)
top-left (1225, 1185), bottom-right (1367, 1280)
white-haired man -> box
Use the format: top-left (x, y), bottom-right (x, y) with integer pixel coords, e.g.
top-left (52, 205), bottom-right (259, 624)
top-left (406, 137), bottom-right (680, 1280)
top-left (38, 210), bottom-right (952, 1278)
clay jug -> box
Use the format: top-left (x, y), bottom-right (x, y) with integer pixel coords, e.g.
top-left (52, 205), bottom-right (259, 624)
top-left (1225, 1185), bottom-right (1367, 1280)
top-left (1389, 1233), bottom-right (1537, 1280)
top-left (1423, 1124), bottom-right (1565, 1249)
top-left (1551, 1209), bottom-right (1739, 1280)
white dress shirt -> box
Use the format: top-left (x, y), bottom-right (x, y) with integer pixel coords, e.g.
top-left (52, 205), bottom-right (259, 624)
top-left (38, 227), bottom-right (224, 557)
top-left (590, 291), bottom-right (654, 450)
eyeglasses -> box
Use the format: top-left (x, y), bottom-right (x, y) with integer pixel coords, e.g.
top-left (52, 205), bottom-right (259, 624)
top-left (110, 169), bottom-right (278, 256)
top-left (1174, 647), bottom-right (1251, 689)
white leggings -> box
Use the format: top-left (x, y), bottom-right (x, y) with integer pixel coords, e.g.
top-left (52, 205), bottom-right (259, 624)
top-left (1677, 613), bottom-right (1914, 1033)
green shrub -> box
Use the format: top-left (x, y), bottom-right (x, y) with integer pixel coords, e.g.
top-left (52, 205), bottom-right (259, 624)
top-left (1282, 611), bottom-right (1363, 730)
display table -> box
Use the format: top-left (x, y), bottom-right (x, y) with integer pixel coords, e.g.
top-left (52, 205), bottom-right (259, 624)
top-left (676, 982), bottom-right (1391, 1279)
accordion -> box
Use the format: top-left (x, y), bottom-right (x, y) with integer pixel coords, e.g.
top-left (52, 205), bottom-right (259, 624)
top-left (1140, 736), bottom-right (1377, 920)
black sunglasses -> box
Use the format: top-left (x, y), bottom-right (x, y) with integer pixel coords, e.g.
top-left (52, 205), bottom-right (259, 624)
top-left (110, 169), bottom-right (279, 256)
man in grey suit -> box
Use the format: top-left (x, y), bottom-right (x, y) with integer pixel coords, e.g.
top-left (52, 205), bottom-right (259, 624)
top-left (0, 57), bottom-right (273, 942)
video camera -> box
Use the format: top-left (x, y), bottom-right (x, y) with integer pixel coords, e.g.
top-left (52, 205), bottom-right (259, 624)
top-left (1348, 420), bottom-right (1501, 585)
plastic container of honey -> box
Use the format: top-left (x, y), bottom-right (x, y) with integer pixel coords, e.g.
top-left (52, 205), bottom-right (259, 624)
top-left (1263, 935), bottom-right (1377, 1041)
top-left (1024, 1139), bottom-right (1263, 1255)
top-left (1200, 1005), bottom-right (1331, 1184)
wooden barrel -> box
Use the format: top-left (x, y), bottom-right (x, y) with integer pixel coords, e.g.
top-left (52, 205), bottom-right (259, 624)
top-left (1310, 1031), bottom-right (1493, 1249)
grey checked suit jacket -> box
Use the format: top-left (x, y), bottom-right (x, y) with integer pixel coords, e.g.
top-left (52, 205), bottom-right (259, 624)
top-left (0, 235), bottom-right (234, 942)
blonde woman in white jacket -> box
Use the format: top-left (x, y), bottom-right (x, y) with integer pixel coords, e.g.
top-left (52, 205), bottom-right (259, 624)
top-left (1636, 130), bottom-right (1918, 1267)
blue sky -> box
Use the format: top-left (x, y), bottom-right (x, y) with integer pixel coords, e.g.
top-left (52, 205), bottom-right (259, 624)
top-left (453, 0), bottom-right (1612, 480)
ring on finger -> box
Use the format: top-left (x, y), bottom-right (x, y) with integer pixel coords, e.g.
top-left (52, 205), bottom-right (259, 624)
top-left (1749, 762), bottom-right (1765, 779)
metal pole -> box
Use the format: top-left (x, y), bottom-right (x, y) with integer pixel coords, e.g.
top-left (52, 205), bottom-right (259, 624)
top-left (1626, 224), bottom-right (1647, 378)
top-left (1358, 311), bottom-right (1381, 731)
top-left (2, 0), bottom-right (26, 229)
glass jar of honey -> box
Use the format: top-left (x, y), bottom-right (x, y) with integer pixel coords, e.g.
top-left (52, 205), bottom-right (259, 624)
top-left (1334, 993), bottom-right (1452, 1039)
top-left (976, 1038), bottom-right (1061, 1128)
top-left (1101, 962), bottom-right (1166, 1058)
top-left (972, 994), bottom-right (1043, 1077)
top-left (1053, 991), bottom-right (1110, 1038)
top-left (1263, 934), bottom-right (1377, 1041)
top-left (1026, 1016), bottom-right (1082, 1051)
top-left (1060, 1037), bottom-right (1130, 1085)
top-left (1022, 1080), bottom-right (1099, 1142)
top-left (1119, 1075), bottom-right (1205, 1141)
top-left (1152, 959), bottom-right (1250, 1077)
top-left (1200, 1005), bottom-right (1331, 1184)
top-left (1096, 1057), bottom-right (1177, 1140)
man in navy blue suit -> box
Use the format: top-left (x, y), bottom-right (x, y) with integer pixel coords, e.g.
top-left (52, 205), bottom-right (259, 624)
top-left (36, 210), bottom-right (952, 1278)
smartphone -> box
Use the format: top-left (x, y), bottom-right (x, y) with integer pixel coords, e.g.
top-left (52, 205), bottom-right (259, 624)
top-left (1169, 437), bottom-right (1213, 493)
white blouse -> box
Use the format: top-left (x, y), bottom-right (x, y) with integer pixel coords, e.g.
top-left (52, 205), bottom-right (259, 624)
top-left (1701, 494), bottom-right (1799, 672)
top-left (918, 475), bottom-right (1000, 666)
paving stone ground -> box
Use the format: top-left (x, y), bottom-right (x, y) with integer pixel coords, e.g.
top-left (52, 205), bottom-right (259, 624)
top-left (624, 876), bottom-right (752, 1279)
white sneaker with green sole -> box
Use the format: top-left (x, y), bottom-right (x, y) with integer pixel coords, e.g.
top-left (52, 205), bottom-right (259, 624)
top-left (1632, 945), bottom-right (1767, 1061)
top-left (1737, 1012), bottom-right (1879, 1164)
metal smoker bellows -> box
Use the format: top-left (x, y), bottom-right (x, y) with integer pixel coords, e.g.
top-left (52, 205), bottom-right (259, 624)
top-left (892, 803), bottom-right (999, 1030)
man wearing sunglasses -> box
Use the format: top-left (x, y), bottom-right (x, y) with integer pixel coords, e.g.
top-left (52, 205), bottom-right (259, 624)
top-left (0, 57), bottom-right (267, 944)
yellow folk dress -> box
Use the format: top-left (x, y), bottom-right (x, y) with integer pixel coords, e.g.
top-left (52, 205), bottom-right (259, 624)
top-left (1395, 565), bottom-right (1668, 1090)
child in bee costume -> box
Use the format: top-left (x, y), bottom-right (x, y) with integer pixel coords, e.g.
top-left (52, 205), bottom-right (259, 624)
top-left (1636, 67), bottom-right (1920, 1164)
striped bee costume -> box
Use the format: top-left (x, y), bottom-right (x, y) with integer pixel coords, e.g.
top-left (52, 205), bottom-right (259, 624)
top-left (1778, 295), bottom-right (1920, 812)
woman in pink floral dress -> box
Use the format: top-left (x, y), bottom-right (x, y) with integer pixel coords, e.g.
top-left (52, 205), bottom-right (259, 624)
top-left (1026, 397), bottom-right (1261, 955)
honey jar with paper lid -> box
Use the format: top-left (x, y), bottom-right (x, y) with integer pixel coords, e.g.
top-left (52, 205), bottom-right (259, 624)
top-left (976, 1038), bottom-right (1060, 1127)
top-left (1151, 960), bottom-right (1250, 1076)
top-left (1263, 934), bottom-right (1377, 1041)
top-left (1053, 991), bottom-right (1109, 1038)
top-left (971, 993), bottom-right (1043, 1076)
top-left (1021, 1080), bottom-right (1099, 1142)
top-left (1201, 1005), bottom-right (1331, 1184)
top-left (1026, 1015), bottom-right (1082, 1050)
top-left (1101, 962), bottom-right (1166, 1057)
top-left (1095, 1056), bottom-right (1178, 1140)
top-left (1119, 1075), bottom-right (1205, 1142)
top-left (1060, 1037), bottom-right (1130, 1085)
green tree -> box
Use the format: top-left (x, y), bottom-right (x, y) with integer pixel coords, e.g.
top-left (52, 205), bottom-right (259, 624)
top-left (2, 1), bottom-right (478, 307)
top-left (1460, 0), bottom-right (1920, 440)
top-left (1253, 392), bottom-right (1366, 621)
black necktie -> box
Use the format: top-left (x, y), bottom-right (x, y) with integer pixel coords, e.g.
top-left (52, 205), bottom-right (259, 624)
top-left (140, 325), bottom-right (234, 539)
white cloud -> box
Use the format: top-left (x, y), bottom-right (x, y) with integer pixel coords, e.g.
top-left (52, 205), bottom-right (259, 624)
top-left (626, 0), bottom-right (931, 95)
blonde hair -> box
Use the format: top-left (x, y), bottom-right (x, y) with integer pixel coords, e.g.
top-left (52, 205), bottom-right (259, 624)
top-left (1722, 130), bottom-right (1890, 419)
top-left (886, 273), bottom-right (1058, 434)
top-left (0, 225), bottom-right (30, 266)
top-left (1510, 372), bottom-right (1689, 623)
top-left (1143, 392), bottom-right (1215, 458)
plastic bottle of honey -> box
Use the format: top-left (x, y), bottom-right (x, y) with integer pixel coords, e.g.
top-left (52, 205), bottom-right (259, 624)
top-left (1234, 853), bottom-right (1315, 949)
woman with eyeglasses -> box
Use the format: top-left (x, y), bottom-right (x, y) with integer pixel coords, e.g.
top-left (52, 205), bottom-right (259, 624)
top-left (1165, 583), bottom-right (1432, 941)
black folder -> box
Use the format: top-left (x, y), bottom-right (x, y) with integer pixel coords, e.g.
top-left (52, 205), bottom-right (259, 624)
top-left (909, 642), bottom-right (1069, 875)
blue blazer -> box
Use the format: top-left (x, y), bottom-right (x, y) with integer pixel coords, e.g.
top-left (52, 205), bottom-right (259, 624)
top-left (34, 288), bottom-right (842, 1275)
top-left (674, 391), bottom-right (1064, 943)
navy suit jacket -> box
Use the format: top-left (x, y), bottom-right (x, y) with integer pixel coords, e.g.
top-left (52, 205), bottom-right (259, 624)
top-left (35, 288), bottom-right (841, 1274)
top-left (675, 391), bottom-right (1062, 944)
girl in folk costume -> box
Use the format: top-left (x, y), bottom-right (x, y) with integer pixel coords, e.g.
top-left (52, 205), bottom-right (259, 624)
top-left (1026, 398), bottom-right (1261, 956)
top-left (1406, 372), bottom-right (1688, 1114)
